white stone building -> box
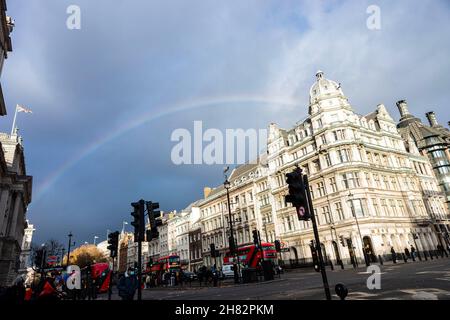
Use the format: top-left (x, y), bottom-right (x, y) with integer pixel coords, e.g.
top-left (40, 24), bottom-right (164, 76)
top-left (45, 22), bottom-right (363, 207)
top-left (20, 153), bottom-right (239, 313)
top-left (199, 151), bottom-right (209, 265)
top-left (194, 71), bottom-right (449, 267)
top-left (138, 71), bottom-right (449, 270)
top-left (18, 221), bottom-right (34, 272)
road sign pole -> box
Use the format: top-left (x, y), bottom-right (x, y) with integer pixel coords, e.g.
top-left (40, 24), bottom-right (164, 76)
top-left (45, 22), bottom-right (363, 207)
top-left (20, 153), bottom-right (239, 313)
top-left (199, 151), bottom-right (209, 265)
top-left (304, 175), bottom-right (331, 300)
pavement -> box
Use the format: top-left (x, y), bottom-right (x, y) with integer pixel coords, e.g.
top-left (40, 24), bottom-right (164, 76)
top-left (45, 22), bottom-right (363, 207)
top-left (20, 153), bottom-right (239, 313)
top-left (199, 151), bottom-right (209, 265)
top-left (98, 257), bottom-right (450, 300)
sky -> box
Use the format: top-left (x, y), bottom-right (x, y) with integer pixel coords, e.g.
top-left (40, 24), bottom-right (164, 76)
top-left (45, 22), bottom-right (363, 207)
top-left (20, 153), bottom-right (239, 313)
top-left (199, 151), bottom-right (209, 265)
top-left (1, 0), bottom-right (449, 246)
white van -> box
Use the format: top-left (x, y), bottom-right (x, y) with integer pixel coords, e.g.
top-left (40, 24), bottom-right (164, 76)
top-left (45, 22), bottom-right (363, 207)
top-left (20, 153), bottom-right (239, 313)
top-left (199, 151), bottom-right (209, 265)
top-left (221, 264), bottom-right (235, 278)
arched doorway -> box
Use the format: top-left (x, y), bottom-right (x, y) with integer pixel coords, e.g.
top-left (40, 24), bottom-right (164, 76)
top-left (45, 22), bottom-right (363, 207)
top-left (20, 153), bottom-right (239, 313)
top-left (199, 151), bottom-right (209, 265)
top-left (290, 247), bottom-right (299, 267)
top-left (363, 236), bottom-right (376, 262)
top-left (332, 241), bottom-right (341, 264)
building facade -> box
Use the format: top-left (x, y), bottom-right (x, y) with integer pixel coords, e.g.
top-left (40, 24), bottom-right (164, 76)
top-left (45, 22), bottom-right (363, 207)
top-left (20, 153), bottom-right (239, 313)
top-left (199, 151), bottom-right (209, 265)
top-left (0, 1), bottom-right (33, 286)
top-left (138, 71), bottom-right (449, 271)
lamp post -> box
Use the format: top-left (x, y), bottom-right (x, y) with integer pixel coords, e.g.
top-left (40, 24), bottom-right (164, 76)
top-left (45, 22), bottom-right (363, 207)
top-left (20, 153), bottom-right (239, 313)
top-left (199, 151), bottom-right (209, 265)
top-left (224, 177), bottom-right (240, 284)
top-left (348, 192), bottom-right (370, 267)
top-left (67, 232), bottom-right (74, 267)
top-left (94, 236), bottom-right (99, 246)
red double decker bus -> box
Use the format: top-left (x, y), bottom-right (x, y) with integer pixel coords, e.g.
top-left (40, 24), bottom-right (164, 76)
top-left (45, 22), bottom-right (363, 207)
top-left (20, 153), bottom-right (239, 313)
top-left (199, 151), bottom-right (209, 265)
top-left (148, 255), bottom-right (181, 274)
top-left (223, 243), bottom-right (277, 268)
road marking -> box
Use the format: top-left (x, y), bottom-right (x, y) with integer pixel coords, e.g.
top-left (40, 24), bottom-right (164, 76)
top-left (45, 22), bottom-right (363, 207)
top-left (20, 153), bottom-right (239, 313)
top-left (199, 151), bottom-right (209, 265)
top-left (436, 277), bottom-right (450, 281)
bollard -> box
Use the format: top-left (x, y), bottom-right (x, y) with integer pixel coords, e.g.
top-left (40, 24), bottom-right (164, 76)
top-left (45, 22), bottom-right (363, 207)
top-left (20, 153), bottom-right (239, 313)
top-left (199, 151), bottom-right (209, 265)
top-left (429, 250), bottom-right (434, 260)
top-left (424, 251), bottom-right (428, 261)
top-left (340, 260), bottom-right (344, 270)
top-left (417, 251), bottom-right (422, 261)
top-left (402, 253), bottom-right (407, 263)
top-left (378, 255), bottom-right (383, 266)
top-left (335, 283), bottom-right (348, 300)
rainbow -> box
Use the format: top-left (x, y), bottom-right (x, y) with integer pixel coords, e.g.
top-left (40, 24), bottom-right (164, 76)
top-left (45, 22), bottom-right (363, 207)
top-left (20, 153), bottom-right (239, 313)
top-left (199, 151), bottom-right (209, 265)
top-left (33, 94), bottom-right (299, 203)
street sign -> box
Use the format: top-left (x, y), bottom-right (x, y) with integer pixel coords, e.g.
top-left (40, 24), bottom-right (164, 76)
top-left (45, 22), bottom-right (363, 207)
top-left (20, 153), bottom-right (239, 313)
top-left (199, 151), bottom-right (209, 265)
top-left (47, 255), bottom-right (58, 264)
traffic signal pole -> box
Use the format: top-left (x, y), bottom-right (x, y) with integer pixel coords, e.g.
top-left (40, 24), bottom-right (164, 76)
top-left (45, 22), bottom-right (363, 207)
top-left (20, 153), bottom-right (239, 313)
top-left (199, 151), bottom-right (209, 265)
top-left (304, 174), bottom-right (331, 300)
top-left (137, 237), bottom-right (142, 301)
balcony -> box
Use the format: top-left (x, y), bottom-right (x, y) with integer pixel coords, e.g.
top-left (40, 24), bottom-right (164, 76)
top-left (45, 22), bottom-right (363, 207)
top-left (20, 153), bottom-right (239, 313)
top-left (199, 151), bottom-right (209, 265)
top-left (422, 190), bottom-right (444, 197)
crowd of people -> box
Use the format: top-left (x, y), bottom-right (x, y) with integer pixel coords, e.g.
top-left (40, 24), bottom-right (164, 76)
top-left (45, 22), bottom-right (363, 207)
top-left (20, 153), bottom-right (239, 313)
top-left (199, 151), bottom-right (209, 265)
top-left (0, 270), bottom-right (68, 302)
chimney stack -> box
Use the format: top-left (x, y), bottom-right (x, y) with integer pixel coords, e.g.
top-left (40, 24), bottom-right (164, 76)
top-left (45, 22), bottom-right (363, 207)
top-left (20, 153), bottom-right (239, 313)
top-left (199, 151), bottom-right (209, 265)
top-left (425, 111), bottom-right (439, 127)
top-left (396, 100), bottom-right (411, 119)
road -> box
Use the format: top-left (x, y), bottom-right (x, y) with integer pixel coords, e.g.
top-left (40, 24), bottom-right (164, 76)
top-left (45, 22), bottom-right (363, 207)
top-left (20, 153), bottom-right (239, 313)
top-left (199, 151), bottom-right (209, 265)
top-left (100, 258), bottom-right (450, 300)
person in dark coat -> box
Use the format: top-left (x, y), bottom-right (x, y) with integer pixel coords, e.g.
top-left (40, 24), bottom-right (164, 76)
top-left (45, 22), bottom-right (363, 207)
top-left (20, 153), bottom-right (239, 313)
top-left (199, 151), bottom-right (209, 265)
top-left (391, 247), bottom-right (397, 263)
top-left (410, 246), bottom-right (416, 259)
top-left (117, 268), bottom-right (139, 300)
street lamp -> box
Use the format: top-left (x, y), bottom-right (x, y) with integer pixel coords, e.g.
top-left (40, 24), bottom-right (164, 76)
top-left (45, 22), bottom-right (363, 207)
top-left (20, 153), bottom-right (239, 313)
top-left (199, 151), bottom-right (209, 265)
top-left (224, 173), bottom-right (240, 284)
top-left (94, 236), bottom-right (99, 245)
top-left (348, 192), bottom-right (370, 267)
top-left (67, 232), bottom-right (74, 267)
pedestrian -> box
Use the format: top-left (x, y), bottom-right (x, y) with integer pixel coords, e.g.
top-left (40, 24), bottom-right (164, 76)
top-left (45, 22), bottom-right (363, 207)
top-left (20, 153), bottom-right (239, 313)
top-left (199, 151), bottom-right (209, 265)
top-left (404, 247), bottom-right (410, 259)
top-left (391, 247), bottom-right (397, 263)
top-left (117, 267), bottom-right (139, 301)
top-left (410, 245), bottom-right (416, 259)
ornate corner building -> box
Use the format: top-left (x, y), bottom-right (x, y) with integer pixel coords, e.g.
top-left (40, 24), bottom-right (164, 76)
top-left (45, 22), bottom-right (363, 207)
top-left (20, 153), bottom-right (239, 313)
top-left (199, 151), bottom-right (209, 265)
top-left (264, 71), bottom-right (449, 266)
top-left (0, 0), bottom-right (33, 286)
top-left (194, 71), bottom-right (449, 268)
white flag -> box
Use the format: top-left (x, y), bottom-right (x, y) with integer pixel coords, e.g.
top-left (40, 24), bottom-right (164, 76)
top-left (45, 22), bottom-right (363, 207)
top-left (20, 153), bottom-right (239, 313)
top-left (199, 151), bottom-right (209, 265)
top-left (17, 105), bottom-right (32, 113)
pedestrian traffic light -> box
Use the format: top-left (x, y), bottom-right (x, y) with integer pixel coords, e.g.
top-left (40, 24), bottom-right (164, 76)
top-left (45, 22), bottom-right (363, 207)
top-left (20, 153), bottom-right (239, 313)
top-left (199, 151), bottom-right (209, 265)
top-left (252, 230), bottom-right (260, 247)
top-left (107, 231), bottom-right (120, 258)
top-left (146, 201), bottom-right (162, 241)
top-left (285, 167), bottom-right (311, 221)
top-left (131, 200), bottom-right (145, 242)
top-left (274, 240), bottom-right (281, 252)
top-left (310, 244), bottom-right (320, 273)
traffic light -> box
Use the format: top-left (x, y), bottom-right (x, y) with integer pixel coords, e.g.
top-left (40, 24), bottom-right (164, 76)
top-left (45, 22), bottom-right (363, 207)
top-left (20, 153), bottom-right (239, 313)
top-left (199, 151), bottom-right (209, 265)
top-left (274, 240), bottom-right (281, 252)
top-left (107, 231), bottom-right (120, 258)
top-left (210, 243), bottom-right (216, 257)
top-left (285, 167), bottom-right (311, 221)
top-left (131, 200), bottom-right (145, 242)
top-left (252, 230), bottom-right (261, 247)
top-left (310, 243), bottom-right (320, 272)
top-left (228, 236), bottom-right (236, 254)
top-left (146, 201), bottom-right (162, 241)
top-left (34, 248), bottom-right (44, 269)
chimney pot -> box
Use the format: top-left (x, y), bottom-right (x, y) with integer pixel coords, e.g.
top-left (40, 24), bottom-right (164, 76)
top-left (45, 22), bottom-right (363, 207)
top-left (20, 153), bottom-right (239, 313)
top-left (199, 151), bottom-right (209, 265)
top-left (425, 111), bottom-right (439, 127)
top-left (396, 100), bottom-right (410, 119)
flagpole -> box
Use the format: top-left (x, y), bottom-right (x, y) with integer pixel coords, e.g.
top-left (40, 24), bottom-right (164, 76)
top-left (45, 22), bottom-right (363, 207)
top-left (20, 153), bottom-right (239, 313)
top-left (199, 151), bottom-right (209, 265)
top-left (10, 105), bottom-right (18, 136)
